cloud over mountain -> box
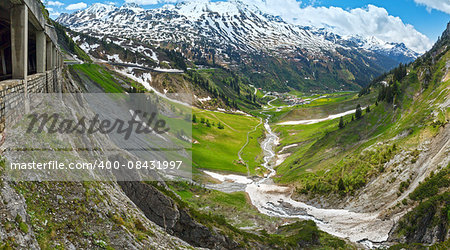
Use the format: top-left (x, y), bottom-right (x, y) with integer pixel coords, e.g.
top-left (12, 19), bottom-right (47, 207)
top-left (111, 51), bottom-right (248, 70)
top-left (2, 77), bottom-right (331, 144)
top-left (243, 0), bottom-right (432, 53)
top-left (66, 2), bottom-right (88, 11)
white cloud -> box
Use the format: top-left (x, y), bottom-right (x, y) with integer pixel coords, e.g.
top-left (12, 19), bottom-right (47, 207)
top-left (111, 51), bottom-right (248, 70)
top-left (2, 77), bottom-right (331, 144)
top-left (47, 1), bottom-right (64, 7)
top-left (414, 0), bottom-right (450, 14)
top-left (66, 2), bottom-right (88, 10)
top-left (246, 0), bottom-right (303, 20)
top-left (49, 12), bottom-right (61, 18)
top-left (124, 0), bottom-right (170, 5)
top-left (244, 1), bottom-right (432, 53)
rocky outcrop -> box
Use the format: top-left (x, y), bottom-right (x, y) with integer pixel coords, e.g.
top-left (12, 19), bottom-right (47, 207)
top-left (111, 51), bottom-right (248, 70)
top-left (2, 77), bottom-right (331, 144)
top-left (388, 194), bottom-right (449, 245)
top-left (0, 181), bottom-right (40, 249)
top-left (0, 179), bottom-right (192, 249)
top-left (442, 22), bottom-right (450, 40)
top-left (118, 181), bottom-right (239, 249)
top-left (0, 69), bottom-right (193, 249)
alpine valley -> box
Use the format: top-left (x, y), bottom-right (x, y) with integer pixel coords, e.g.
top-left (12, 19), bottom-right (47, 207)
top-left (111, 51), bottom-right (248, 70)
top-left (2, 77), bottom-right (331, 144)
top-left (0, 0), bottom-right (448, 249)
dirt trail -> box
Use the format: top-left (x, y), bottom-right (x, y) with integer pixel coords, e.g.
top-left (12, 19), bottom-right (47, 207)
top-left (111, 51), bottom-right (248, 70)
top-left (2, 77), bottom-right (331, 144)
top-left (237, 117), bottom-right (263, 175)
top-left (209, 113), bottom-right (237, 132)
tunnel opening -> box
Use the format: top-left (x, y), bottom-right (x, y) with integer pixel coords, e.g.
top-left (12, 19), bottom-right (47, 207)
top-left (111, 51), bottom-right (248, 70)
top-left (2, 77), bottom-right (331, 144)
top-left (28, 20), bottom-right (37, 75)
top-left (0, 3), bottom-right (12, 81)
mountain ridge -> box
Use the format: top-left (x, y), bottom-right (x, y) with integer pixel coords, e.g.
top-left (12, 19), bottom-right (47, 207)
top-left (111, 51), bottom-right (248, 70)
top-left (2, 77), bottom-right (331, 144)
top-left (58, 1), bottom-right (418, 59)
top-left (57, 1), bottom-right (419, 92)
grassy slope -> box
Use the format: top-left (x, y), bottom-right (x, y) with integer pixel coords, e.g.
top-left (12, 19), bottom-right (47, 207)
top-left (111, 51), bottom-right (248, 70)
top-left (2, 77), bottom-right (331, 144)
top-left (69, 64), bottom-right (146, 93)
top-left (53, 22), bottom-right (92, 63)
top-left (277, 91), bottom-right (376, 121)
top-left (387, 40), bottom-right (450, 247)
top-left (273, 50), bottom-right (449, 195)
top-left (69, 63), bottom-right (264, 176)
top-left (192, 109), bottom-right (264, 175)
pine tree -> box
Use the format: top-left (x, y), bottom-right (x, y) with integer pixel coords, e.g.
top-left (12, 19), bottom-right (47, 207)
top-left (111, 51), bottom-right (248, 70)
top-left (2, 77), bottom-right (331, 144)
top-left (378, 86), bottom-right (386, 101)
top-left (385, 86), bottom-right (393, 103)
top-left (192, 114), bottom-right (197, 123)
top-left (355, 104), bottom-right (362, 119)
top-left (337, 178), bottom-right (345, 191)
top-left (392, 81), bottom-right (400, 96)
top-left (366, 106), bottom-right (370, 113)
top-left (338, 117), bottom-right (344, 129)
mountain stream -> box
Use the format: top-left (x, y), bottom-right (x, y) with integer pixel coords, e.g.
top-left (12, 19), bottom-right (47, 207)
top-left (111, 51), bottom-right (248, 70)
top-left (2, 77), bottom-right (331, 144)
top-left (204, 95), bottom-right (394, 248)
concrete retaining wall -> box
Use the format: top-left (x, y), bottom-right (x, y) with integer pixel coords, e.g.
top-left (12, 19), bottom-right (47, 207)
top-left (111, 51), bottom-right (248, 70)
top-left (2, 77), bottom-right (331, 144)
top-left (0, 69), bottom-right (62, 142)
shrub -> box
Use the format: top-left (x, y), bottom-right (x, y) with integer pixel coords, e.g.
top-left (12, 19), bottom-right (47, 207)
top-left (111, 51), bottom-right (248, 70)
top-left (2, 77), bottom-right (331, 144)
top-left (338, 117), bottom-right (344, 129)
top-left (409, 166), bottom-right (449, 201)
top-left (355, 104), bottom-right (362, 119)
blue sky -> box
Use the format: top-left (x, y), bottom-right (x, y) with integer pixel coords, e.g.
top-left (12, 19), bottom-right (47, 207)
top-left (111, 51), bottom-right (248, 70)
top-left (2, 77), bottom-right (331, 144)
top-left (45, 0), bottom-right (449, 53)
top-left (302, 0), bottom-right (449, 45)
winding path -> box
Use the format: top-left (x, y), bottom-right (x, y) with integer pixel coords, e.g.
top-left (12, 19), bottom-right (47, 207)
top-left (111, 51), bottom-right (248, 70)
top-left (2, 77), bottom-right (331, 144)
top-left (237, 117), bottom-right (263, 175)
top-left (237, 94), bottom-right (277, 175)
top-left (278, 107), bottom-right (366, 125)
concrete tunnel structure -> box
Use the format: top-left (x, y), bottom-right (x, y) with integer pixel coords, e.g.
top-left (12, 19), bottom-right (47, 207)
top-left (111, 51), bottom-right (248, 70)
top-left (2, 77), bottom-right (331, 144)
top-left (0, 0), bottom-right (63, 83)
top-left (0, 0), bottom-right (64, 137)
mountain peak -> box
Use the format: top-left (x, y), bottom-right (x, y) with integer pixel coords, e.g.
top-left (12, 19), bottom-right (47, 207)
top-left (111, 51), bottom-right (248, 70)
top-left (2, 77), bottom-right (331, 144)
top-left (86, 3), bottom-right (115, 11)
top-left (120, 3), bottom-right (144, 12)
top-left (83, 3), bottom-right (116, 19)
top-left (86, 3), bottom-right (116, 14)
top-left (442, 22), bottom-right (450, 39)
top-left (57, 0), bottom-right (418, 64)
top-left (121, 3), bottom-right (143, 9)
top-left (123, 3), bottom-right (140, 7)
top-left (175, 0), bottom-right (250, 19)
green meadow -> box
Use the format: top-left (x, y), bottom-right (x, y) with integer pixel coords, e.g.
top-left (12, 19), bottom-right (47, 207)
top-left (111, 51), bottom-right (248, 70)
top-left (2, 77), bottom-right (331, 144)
top-left (69, 63), bottom-right (146, 93)
top-left (277, 91), bottom-right (376, 122)
top-left (192, 109), bottom-right (264, 175)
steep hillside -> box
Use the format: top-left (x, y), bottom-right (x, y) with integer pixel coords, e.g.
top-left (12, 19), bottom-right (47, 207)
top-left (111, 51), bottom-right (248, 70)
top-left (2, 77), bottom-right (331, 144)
top-left (272, 22), bottom-right (450, 246)
top-left (51, 18), bottom-right (263, 110)
top-left (0, 78), bottom-right (192, 249)
top-left (53, 21), bottom-right (92, 63)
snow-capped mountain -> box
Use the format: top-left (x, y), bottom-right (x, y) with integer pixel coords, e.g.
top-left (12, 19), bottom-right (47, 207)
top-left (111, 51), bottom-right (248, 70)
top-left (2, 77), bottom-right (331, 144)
top-left (57, 1), bottom-right (417, 61)
top-left (57, 1), bottom-right (421, 92)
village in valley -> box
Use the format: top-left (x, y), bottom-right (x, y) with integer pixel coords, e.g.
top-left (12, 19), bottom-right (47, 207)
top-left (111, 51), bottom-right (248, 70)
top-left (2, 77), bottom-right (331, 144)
top-left (261, 90), bottom-right (319, 106)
